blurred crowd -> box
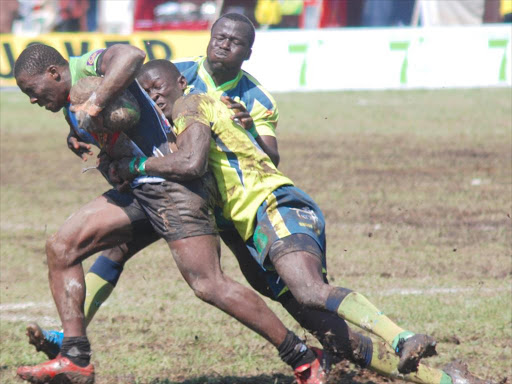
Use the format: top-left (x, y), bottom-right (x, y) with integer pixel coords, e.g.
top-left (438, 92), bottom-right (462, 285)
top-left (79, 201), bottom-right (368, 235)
top-left (1, 0), bottom-right (511, 34)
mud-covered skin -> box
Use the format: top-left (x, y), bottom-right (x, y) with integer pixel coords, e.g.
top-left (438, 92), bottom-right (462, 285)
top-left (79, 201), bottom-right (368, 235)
top-left (443, 360), bottom-right (496, 384)
top-left (397, 334), bottom-right (437, 374)
top-left (70, 76), bottom-right (140, 134)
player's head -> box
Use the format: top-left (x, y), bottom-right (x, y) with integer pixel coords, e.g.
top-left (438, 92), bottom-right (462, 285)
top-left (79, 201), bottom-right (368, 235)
top-left (14, 44), bottom-right (70, 112)
top-left (207, 13), bottom-right (255, 72)
top-left (137, 59), bottom-right (187, 118)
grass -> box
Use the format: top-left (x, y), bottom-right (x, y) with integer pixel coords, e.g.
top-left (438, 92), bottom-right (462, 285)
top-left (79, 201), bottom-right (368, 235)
top-left (0, 88), bottom-right (511, 383)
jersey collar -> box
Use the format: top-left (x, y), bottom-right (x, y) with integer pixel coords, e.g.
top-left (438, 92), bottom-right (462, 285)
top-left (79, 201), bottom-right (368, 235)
top-left (198, 57), bottom-right (243, 92)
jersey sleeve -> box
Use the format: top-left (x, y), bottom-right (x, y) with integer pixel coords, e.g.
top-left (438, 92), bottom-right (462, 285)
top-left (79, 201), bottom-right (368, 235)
top-left (173, 94), bottom-right (214, 136)
top-left (69, 49), bottom-right (105, 83)
top-left (251, 101), bottom-right (279, 138)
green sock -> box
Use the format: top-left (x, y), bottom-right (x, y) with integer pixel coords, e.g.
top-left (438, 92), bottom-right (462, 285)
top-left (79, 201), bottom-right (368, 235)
top-left (336, 291), bottom-right (412, 347)
top-left (370, 341), bottom-right (452, 384)
top-left (84, 272), bottom-right (115, 327)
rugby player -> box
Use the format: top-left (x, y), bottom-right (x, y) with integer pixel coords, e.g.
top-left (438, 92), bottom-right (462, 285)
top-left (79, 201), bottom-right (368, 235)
top-left (13, 43), bottom-right (328, 384)
top-left (111, 58), bottom-right (493, 384)
top-left (22, 14), bottom-right (349, 384)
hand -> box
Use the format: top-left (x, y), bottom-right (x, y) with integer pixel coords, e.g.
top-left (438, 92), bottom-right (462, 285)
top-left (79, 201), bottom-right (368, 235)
top-left (67, 134), bottom-right (94, 161)
top-left (221, 96), bottom-right (254, 131)
top-left (107, 159), bottom-right (133, 193)
top-left (109, 157), bottom-right (136, 184)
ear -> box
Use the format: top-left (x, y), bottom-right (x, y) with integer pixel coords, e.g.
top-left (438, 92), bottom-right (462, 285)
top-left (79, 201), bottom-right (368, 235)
top-left (177, 75), bottom-right (188, 91)
top-left (47, 65), bottom-right (61, 81)
top-left (244, 48), bottom-right (252, 61)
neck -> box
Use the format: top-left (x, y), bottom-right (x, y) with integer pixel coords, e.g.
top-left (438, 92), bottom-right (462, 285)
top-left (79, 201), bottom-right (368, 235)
top-left (61, 66), bottom-right (72, 96)
top-left (204, 59), bottom-right (239, 87)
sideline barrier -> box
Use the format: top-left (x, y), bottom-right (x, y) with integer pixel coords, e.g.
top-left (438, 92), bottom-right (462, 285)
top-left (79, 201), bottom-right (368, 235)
top-left (244, 25), bottom-right (511, 91)
top-left (1, 25), bottom-right (510, 90)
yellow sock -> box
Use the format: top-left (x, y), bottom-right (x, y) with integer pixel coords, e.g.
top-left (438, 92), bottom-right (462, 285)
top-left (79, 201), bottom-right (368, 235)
top-left (336, 291), bottom-right (411, 348)
top-left (370, 341), bottom-right (452, 384)
top-left (84, 272), bottom-right (115, 327)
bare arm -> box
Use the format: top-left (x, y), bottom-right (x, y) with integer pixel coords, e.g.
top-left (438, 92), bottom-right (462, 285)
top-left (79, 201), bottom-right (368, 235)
top-left (112, 122), bottom-right (211, 182)
top-left (79, 44), bottom-right (146, 116)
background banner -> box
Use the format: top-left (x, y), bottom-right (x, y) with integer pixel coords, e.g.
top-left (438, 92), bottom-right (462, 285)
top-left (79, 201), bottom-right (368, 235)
top-left (0, 31), bottom-right (209, 87)
top-left (1, 25), bottom-right (510, 90)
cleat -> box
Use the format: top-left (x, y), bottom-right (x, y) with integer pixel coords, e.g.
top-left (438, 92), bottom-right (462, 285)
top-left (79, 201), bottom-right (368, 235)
top-left (26, 323), bottom-right (63, 360)
top-left (17, 354), bottom-right (94, 384)
top-left (396, 334), bottom-right (437, 374)
top-left (443, 360), bottom-right (495, 384)
top-left (294, 347), bottom-right (331, 384)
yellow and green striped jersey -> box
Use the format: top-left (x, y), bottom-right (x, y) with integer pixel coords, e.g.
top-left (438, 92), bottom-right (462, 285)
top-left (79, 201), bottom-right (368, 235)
top-left (173, 56), bottom-right (279, 138)
top-left (173, 92), bottom-right (292, 240)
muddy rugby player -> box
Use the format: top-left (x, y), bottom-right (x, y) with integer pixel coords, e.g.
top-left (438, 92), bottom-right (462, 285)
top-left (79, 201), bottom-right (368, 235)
top-left (13, 42), bottom-right (331, 384)
top-left (128, 57), bottom-right (495, 384)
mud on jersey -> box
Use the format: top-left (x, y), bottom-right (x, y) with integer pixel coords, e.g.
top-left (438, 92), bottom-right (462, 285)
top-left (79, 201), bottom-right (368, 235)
top-left (65, 49), bottom-right (172, 186)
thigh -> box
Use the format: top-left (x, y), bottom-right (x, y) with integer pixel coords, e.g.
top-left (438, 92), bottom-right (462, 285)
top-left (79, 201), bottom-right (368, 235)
top-left (54, 190), bottom-right (148, 260)
top-left (168, 234), bottom-right (222, 284)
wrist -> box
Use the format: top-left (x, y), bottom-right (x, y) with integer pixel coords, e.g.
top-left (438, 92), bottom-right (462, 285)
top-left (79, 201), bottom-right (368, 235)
top-left (128, 157), bottom-right (148, 176)
top-left (248, 125), bottom-right (258, 138)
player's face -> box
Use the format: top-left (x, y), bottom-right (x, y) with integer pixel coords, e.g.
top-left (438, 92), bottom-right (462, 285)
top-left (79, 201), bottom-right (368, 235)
top-left (16, 68), bottom-right (68, 112)
top-left (138, 68), bottom-right (186, 119)
top-left (207, 19), bottom-right (252, 72)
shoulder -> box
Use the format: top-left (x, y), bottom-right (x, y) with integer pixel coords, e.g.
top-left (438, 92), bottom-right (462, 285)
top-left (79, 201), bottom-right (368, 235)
top-left (172, 56), bottom-right (203, 71)
top-left (173, 93), bottom-right (213, 119)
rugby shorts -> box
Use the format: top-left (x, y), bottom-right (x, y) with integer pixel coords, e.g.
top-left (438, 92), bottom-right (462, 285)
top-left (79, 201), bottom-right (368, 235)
top-left (131, 173), bottom-right (217, 243)
top-left (245, 185), bottom-right (328, 275)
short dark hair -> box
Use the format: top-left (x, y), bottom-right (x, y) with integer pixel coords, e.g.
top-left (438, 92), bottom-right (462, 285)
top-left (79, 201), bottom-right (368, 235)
top-left (138, 59), bottom-right (181, 80)
top-left (14, 44), bottom-right (68, 79)
top-left (211, 13), bottom-right (255, 47)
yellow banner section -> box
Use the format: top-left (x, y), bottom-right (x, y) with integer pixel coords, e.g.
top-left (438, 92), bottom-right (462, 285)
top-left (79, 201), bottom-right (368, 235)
top-left (0, 31), bottom-right (210, 87)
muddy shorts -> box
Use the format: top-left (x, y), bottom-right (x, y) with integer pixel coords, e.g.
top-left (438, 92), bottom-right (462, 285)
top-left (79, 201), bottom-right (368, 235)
top-left (131, 176), bottom-right (217, 243)
top-left (103, 188), bottom-right (155, 237)
top-left (245, 185), bottom-right (327, 275)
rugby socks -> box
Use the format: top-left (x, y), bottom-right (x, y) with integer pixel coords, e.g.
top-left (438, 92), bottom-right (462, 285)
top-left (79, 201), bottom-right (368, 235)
top-left (368, 341), bottom-right (452, 384)
top-left (84, 255), bottom-right (123, 326)
top-left (326, 288), bottom-right (413, 350)
top-left (60, 336), bottom-right (92, 367)
top-left (278, 330), bottom-right (316, 370)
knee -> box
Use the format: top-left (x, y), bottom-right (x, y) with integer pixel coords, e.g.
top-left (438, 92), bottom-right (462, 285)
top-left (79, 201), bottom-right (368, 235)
top-left (288, 281), bottom-right (328, 309)
top-left (188, 276), bottom-right (219, 304)
top-left (45, 232), bottom-right (76, 270)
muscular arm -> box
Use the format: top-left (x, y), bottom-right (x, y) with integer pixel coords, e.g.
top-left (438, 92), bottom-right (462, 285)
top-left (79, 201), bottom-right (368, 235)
top-left (143, 122), bottom-right (211, 180)
top-left (89, 44), bottom-right (146, 114)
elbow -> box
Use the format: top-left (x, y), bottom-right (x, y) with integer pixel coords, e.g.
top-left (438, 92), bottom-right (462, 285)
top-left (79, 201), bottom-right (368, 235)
top-left (268, 151), bottom-right (280, 167)
top-left (184, 157), bottom-right (208, 179)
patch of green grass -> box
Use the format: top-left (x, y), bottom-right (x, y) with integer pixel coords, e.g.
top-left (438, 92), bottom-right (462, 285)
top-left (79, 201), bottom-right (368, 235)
top-left (1, 88), bottom-right (511, 383)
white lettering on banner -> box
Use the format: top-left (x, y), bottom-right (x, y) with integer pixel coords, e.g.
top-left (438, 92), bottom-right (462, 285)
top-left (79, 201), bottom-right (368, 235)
top-left (243, 25), bottom-right (511, 92)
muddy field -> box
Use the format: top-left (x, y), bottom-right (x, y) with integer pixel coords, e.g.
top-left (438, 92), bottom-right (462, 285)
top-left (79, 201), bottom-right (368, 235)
top-left (1, 88), bottom-right (511, 383)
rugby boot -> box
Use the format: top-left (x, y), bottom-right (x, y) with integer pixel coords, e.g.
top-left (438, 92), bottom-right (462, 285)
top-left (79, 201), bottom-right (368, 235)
top-left (17, 354), bottom-right (94, 384)
top-left (294, 347), bottom-right (331, 384)
top-left (443, 360), bottom-right (495, 384)
top-left (26, 322), bottom-right (63, 359)
top-left (396, 334), bottom-right (437, 374)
